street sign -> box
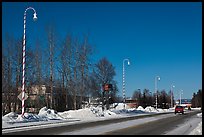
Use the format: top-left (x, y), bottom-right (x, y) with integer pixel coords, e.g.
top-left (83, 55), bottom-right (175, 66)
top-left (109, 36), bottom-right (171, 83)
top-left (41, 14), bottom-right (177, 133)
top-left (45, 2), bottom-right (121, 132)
top-left (18, 92), bottom-right (28, 101)
top-left (103, 84), bottom-right (113, 91)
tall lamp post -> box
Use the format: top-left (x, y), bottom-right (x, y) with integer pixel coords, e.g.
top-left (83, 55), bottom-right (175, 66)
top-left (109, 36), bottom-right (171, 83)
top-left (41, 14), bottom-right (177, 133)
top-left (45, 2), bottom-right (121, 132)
top-left (155, 76), bottom-right (160, 109)
top-left (122, 59), bottom-right (130, 109)
top-left (180, 89), bottom-right (183, 105)
top-left (21, 7), bottom-right (37, 117)
top-left (170, 84), bottom-right (175, 108)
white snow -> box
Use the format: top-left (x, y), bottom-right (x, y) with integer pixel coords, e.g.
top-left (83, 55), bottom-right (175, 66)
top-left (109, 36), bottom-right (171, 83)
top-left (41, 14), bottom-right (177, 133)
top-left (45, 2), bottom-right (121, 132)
top-left (189, 121), bottom-right (202, 135)
top-left (2, 105), bottom-right (202, 135)
top-left (188, 113), bottom-right (202, 135)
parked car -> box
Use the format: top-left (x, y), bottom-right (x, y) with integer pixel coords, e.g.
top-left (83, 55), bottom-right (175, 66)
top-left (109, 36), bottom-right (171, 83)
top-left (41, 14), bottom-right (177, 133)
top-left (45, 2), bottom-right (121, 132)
top-left (175, 105), bottom-right (184, 114)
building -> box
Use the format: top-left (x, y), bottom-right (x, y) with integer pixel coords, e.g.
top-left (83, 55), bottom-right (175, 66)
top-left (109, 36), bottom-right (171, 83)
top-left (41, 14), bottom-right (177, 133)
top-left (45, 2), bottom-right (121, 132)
top-left (125, 99), bottom-right (138, 109)
top-left (176, 99), bottom-right (192, 109)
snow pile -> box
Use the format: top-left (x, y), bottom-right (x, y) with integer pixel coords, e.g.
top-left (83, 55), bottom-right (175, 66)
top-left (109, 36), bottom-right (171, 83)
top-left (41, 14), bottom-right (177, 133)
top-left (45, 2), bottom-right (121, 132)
top-left (90, 106), bottom-right (105, 117)
top-left (2, 112), bottom-right (46, 124)
top-left (136, 106), bottom-right (145, 111)
top-left (38, 107), bottom-right (63, 120)
top-left (59, 108), bottom-right (98, 120)
top-left (112, 103), bottom-right (126, 110)
top-left (110, 106), bottom-right (147, 115)
top-left (2, 112), bottom-right (18, 123)
top-left (59, 106), bottom-right (119, 120)
top-left (136, 106), bottom-right (167, 113)
top-left (16, 113), bottom-right (46, 122)
top-left (191, 107), bottom-right (202, 111)
top-left (144, 106), bottom-right (158, 112)
top-left (103, 109), bottom-right (118, 117)
top-left (2, 107), bottom-right (64, 124)
top-left (197, 113), bottom-right (202, 118)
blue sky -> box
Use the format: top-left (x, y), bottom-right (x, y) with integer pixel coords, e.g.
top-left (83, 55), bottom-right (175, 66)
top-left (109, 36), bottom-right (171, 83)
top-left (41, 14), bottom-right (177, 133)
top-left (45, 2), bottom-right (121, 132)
top-left (2, 2), bottom-right (202, 99)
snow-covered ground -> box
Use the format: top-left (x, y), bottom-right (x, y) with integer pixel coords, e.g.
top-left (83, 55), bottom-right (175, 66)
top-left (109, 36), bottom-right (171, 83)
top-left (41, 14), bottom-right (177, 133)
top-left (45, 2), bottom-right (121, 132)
top-left (2, 104), bottom-right (202, 135)
top-left (189, 113), bottom-right (202, 135)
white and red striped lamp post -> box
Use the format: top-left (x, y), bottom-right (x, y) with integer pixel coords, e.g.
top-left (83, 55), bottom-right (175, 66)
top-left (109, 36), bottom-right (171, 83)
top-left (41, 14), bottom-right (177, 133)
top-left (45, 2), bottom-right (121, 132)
top-left (21, 7), bottom-right (37, 117)
top-left (122, 58), bottom-right (130, 109)
top-left (170, 84), bottom-right (175, 108)
top-left (155, 76), bottom-right (160, 109)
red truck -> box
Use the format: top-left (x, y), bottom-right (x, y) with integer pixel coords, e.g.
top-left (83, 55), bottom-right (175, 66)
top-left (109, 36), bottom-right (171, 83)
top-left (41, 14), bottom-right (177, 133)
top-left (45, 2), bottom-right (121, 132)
top-left (175, 105), bottom-right (184, 114)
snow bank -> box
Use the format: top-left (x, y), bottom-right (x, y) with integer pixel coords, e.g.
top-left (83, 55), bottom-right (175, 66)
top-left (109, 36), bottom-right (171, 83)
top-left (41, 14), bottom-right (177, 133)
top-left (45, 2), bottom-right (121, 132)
top-left (15, 113), bottom-right (45, 122)
top-left (197, 113), bottom-right (202, 118)
top-left (2, 112), bottom-right (46, 124)
top-left (136, 106), bottom-right (145, 111)
top-left (112, 103), bottom-right (126, 110)
top-left (2, 104), bottom-right (186, 130)
top-left (2, 107), bottom-right (64, 124)
top-left (59, 106), bottom-right (118, 120)
top-left (59, 108), bottom-right (98, 119)
top-left (2, 112), bottom-right (18, 123)
top-left (144, 106), bottom-right (158, 112)
top-left (191, 107), bottom-right (202, 110)
top-left (38, 107), bottom-right (63, 120)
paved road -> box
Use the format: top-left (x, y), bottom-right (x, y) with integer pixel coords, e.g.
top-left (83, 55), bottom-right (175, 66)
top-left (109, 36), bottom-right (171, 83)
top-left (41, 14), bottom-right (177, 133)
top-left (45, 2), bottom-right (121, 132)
top-left (102, 110), bottom-right (201, 135)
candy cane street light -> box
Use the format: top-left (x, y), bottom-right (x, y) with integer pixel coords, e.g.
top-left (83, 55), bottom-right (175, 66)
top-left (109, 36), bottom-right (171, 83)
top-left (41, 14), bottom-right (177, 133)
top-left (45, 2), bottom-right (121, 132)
top-left (170, 84), bottom-right (175, 108)
top-left (180, 89), bottom-right (183, 105)
top-left (21, 7), bottom-right (37, 117)
top-left (122, 59), bottom-right (130, 109)
top-left (155, 76), bottom-right (160, 109)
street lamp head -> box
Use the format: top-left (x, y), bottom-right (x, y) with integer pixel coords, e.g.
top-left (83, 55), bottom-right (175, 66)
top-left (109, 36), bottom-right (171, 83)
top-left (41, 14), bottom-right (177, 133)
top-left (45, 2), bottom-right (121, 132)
top-left (33, 12), bottom-right (37, 21)
top-left (127, 60), bottom-right (130, 65)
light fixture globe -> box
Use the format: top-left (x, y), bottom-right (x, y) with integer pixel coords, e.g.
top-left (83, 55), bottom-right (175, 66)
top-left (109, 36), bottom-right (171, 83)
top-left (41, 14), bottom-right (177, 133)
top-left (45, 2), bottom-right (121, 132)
top-left (33, 13), bottom-right (37, 21)
top-left (127, 60), bottom-right (130, 65)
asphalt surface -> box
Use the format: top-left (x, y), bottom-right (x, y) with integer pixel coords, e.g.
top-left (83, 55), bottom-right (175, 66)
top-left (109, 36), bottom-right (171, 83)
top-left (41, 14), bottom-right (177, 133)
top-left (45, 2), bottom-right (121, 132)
top-left (102, 110), bottom-right (201, 135)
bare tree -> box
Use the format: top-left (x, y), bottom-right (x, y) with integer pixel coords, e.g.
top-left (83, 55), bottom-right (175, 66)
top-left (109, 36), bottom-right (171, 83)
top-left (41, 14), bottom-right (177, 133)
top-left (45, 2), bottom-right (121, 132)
top-left (28, 39), bottom-right (44, 109)
top-left (93, 57), bottom-right (116, 85)
top-left (72, 39), bottom-right (80, 110)
top-left (78, 36), bottom-right (93, 109)
top-left (132, 89), bottom-right (142, 107)
top-left (45, 24), bottom-right (57, 109)
top-left (2, 49), bottom-right (7, 114)
top-left (34, 39), bottom-right (43, 85)
top-left (58, 33), bottom-right (73, 110)
top-left (12, 38), bottom-right (23, 112)
top-left (91, 57), bottom-right (117, 110)
top-left (2, 34), bottom-right (15, 113)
